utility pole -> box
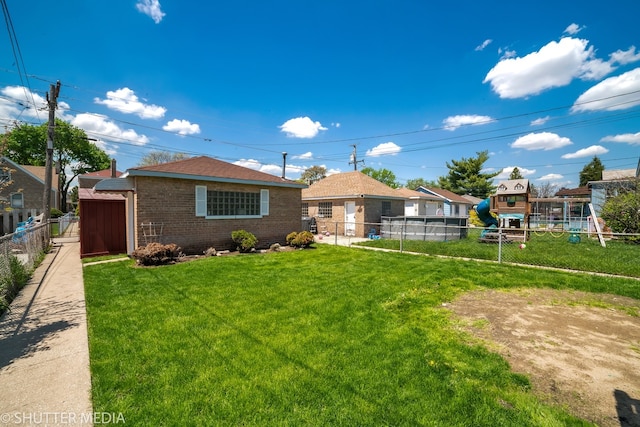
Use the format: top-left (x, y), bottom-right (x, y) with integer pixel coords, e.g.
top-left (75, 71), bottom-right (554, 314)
top-left (43, 81), bottom-right (60, 232)
top-left (348, 144), bottom-right (364, 171)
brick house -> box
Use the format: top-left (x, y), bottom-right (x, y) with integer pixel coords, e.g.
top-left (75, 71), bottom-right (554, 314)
top-left (93, 156), bottom-right (306, 255)
top-left (301, 171), bottom-right (405, 237)
top-left (0, 157), bottom-right (58, 233)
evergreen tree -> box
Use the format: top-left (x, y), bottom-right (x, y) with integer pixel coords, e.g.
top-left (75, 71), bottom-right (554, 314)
top-left (509, 167), bottom-right (524, 180)
top-left (579, 156), bottom-right (604, 187)
top-left (437, 150), bottom-right (498, 198)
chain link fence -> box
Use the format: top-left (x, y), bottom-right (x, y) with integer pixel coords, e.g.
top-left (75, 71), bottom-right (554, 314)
top-left (0, 222), bottom-right (50, 313)
top-left (312, 220), bottom-right (640, 279)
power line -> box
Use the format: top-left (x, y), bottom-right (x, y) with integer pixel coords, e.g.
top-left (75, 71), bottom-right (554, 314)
top-left (0, 0), bottom-right (40, 122)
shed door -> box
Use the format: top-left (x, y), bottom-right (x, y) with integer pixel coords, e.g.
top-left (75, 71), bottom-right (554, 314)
top-left (345, 201), bottom-right (356, 236)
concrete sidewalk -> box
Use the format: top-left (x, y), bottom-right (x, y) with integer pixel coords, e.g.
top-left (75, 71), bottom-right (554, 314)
top-left (0, 224), bottom-right (93, 426)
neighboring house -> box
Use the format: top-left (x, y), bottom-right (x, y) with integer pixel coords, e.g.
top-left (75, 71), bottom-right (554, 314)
top-left (588, 160), bottom-right (639, 215)
top-left (301, 171), bottom-right (404, 237)
top-left (78, 159), bottom-right (123, 189)
top-left (395, 187), bottom-right (443, 216)
top-left (415, 186), bottom-right (472, 217)
top-left (0, 157), bottom-right (58, 234)
top-left (93, 156), bottom-right (306, 255)
top-left (461, 194), bottom-right (484, 207)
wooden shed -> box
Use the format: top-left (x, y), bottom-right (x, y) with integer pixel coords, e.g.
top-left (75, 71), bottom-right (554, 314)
top-left (79, 188), bottom-right (126, 258)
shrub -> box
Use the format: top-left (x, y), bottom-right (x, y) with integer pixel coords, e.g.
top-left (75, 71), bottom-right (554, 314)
top-left (231, 230), bottom-right (258, 253)
top-left (132, 243), bottom-right (182, 266)
top-left (50, 208), bottom-right (64, 218)
top-left (0, 255), bottom-right (30, 314)
top-left (288, 231), bottom-right (315, 248)
top-left (286, 231), bottom-right (298, 245)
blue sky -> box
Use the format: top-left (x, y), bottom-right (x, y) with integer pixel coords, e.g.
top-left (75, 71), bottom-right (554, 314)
top-left (1, 0), bottom-right (639, 189)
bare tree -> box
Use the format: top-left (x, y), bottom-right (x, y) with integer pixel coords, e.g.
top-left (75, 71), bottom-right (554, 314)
top-left (532, 181), bottom-right (558, 198)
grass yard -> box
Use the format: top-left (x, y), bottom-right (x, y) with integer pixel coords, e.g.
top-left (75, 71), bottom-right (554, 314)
top-left (84, 245), bottom-right (640, 426)
top-left (358, 228), bottom-right (640, 278)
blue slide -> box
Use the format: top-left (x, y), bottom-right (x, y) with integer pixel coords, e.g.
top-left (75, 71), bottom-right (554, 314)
top-left (475, 198), bottom-right (498, 227)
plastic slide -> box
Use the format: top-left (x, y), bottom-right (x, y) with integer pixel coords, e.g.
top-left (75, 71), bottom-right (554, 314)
top-left (475, 198), bottom-right (499, 227)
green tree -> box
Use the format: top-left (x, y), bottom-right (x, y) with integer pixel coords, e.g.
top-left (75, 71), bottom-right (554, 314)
top-left (298, 165), bottom-right (327, 185)
top-left (405, 177), bottom-right (439, 190)
top-left (579, 156), bottom-right (604, 187)
top-left (437, 150), bottom-right (498, 198)
top-left (600, 180), bottom-right (640, 236)
top-left (138, 150), bottom-right (190, 166)
top-left (509, 167), bottom-right (524, 180)
top-left (5, 120), bottom-right (111, 210)
top-left (361, 167), bottom-right (400, 188)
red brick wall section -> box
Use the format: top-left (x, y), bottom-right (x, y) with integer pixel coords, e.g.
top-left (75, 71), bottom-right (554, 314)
top-left (134, 176), bottom-right (302, 254)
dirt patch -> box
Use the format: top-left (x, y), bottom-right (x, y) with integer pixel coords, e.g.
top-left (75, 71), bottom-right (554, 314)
top-left (448, 288), bottom-right (640, 426)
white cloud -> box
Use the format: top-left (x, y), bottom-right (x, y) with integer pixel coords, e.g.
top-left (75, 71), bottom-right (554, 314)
top-left (94, 87), bottom-right (166, 119)
top-left (511, 132), bottom-right (573, 151)
top-left (71, 113), bottom-right (150, 146)
top-left (292, 152), bottom-right (313, 160)
top-left (498, 47), bottom-right (517, 60)
top-left (530, 116), bottom-right (550, 126)
top-left (331, 122), bottom-right (341, 128)
top-left (0, 86), bottom-right (48, 121)
top-left (279, 116), bottom-right (327, 138)
top-left (475, 39), bottom-right (492, 51)
top-left (538, 173), bottom-right (564, 181)
top-left (572, 67), bottom-right (640, 112)
top-left (163, 119), bottom-right (200, 136)
top-left (495, 166), bottom-right (537, 180)
top-left (563, 23), bottom-right (584, 35)
top-left (601, 132), bottom-right (640, 145)
top-left (442, 114), bottom-right (494, 131)
top-left (366, 142), bottom-right (401, 157)
top-left (233, 158), bottom-right (307, 179)
top-left (609, 46), bottom-right (640, 65)
top-left (484, 37), bottom-right (610, 99)
top-left (561, 145), bottom-right (609, 159)
top-left (136, 0), bottom-right (165, 24)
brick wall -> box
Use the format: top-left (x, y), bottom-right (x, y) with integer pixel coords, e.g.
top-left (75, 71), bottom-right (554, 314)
top-left (134, 176), bottom-right (302, 254)
top-left (0, 163), bottom-right (56, 211)
top-left (306, 197), bottom-right (404, 237)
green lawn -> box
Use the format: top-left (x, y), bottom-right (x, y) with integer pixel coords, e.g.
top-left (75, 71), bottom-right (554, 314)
top-left (84, 245), bottom-right (640, 426)
top-left (358, 228), bottom-right (640, 278)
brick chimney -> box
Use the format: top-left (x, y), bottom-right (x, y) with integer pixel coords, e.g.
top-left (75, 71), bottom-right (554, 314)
top-left (111, 159), bottom-right (117, 178)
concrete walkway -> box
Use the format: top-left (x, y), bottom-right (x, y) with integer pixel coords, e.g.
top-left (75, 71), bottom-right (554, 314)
top-left (0, 223), bottom-right (93, 426)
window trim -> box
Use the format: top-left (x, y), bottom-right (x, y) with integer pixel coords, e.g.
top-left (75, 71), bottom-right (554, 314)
top-left (10, 192), bottom-right (23, 209)
top-left (195, 185), bottom-right (269, 219)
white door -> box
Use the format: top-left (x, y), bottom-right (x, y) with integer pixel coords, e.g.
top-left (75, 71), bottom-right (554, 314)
top-left (345, 201), bottom-right (356, 236)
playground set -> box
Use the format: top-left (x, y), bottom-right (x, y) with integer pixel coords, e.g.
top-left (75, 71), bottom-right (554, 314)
top-left (476, 179), bottom-right (531, 243)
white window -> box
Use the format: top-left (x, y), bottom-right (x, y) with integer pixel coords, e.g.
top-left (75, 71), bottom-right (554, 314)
top-left (195, 186), bottom-right (269, 218)
top-left (10, 192), bottom-right (23, 208)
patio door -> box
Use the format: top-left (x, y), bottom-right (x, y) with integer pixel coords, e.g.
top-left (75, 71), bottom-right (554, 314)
top-left (344, 201), bottom-right (356, 236)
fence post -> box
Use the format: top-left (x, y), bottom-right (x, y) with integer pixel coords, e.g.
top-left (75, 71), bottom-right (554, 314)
top-left (498, 229), bottom-right (503, 263)
top-left (400, 219), bottom-right (405, 253)
top-left (334, 222), bottom-right (338, 245)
